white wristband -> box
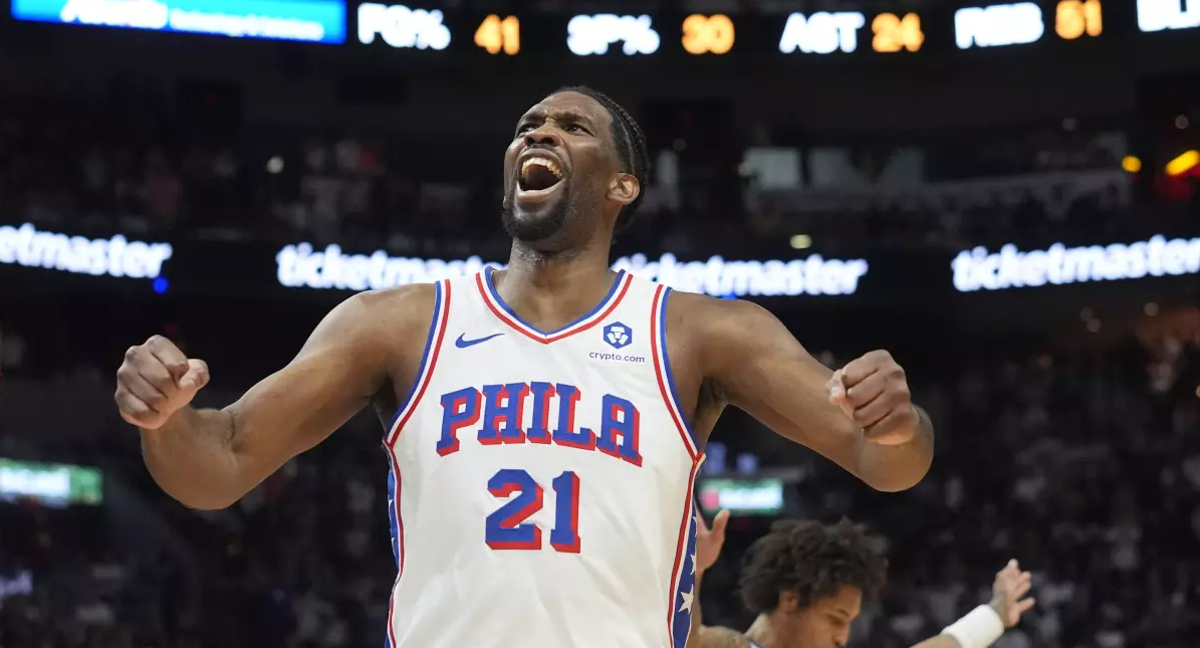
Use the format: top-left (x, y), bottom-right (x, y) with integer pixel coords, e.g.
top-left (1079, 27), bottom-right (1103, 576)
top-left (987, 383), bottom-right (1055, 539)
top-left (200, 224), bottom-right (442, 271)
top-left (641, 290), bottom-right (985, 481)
top-left (940, 605), bottom-right (1005, 648)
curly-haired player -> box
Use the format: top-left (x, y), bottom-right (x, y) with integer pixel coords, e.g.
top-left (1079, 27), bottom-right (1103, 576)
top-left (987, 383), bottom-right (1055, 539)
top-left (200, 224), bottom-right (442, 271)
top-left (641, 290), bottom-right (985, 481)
top-left (688, 512), bottom-right (1035, 648)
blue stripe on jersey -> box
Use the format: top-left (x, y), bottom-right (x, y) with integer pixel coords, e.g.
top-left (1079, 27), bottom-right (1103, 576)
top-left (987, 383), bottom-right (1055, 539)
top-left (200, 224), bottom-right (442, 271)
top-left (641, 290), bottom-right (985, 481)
top-left (384, 458), bottom-right (400, 648)
top-left (386, 464), bottom-right (400, 569)
top-left (658, 287), bottom-right (700, 450)
top-left (483, 266), bottom-right (627, 336)
top-left (385, 280), bottom-right (445, 436)
top-left (671, 508), bottom-right (700, 648)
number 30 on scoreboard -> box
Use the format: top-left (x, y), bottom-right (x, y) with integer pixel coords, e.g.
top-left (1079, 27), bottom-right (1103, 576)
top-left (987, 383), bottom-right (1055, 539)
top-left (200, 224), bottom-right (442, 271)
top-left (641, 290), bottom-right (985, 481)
top-left (476, 14), bottom-right (520, 55)
top-left (682, 14), bottom-right (735, 55)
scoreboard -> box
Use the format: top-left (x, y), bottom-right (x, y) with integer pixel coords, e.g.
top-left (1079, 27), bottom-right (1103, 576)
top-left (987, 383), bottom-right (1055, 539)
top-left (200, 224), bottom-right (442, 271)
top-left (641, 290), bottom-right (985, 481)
top-left (350, 0), bottom-right (1190, 58)
top-left (351, 0), bottom-right (1192, 60)
top-left (7, 0), bottom-right (1200, 60)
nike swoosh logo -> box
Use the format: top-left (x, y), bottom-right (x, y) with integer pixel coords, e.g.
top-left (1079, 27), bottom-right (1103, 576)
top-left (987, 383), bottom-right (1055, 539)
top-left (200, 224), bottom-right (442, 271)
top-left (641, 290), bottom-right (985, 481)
top-left (455, 332), bottom-right (504, 349)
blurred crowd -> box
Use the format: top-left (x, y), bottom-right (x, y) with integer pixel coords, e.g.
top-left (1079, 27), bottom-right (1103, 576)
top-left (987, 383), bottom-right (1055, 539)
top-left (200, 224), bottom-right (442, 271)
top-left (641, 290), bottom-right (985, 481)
top-left (3, 87), bottom-right (1200, 648)
top-left (699, 327), bottom-right (1200, 648)
top-left (2, 321), bottom-right (1199, 648)
top-left (3, 90), bottom-right (1190, 264)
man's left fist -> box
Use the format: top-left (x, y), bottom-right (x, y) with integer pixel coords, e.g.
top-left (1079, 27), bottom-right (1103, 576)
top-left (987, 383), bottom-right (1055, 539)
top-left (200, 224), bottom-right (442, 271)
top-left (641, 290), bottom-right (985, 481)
top-left (827, 350), bottom-right (919, 446)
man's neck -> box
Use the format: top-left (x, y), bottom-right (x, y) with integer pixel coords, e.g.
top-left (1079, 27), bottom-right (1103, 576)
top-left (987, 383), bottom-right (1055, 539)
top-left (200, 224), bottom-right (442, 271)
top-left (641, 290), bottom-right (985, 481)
top-left (745, 614), bottom-right (781, 648)
top-left (495, 238), bottom-right (615, 329)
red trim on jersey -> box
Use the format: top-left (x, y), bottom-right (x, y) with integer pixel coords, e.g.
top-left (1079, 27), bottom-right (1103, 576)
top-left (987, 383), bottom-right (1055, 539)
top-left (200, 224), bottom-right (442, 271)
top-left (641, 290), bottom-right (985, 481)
top-left (650, 284), bottom-right (700, 461)
top-left (475, 271), bottom-right (633, 344)
top-left (386, 279), bottom-right (452, 447)
top-left (665, 457), bottom-right (703, 647)
top-left (381, 278), bottom-right (452, 645)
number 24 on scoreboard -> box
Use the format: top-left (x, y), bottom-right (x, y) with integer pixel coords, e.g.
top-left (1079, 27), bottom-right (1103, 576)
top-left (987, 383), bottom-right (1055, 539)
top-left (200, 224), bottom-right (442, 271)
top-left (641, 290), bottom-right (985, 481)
top-left (872, 12), bottom-right (924, 53)
top-left (476, 14), bottom-right (520, 55)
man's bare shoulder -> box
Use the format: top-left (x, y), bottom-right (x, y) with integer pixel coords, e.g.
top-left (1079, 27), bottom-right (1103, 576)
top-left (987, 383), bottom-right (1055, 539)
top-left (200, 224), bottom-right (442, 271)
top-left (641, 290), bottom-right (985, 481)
top-left (692, 626), bottom-right (752, 648)
top-left (354, 282), bottom-right (439, 324)
top-left (664, 290), bottom-right (783, 351)
top-left (317, 283), bottom-right (440, 356)
top-left (666, 290), bottom-right (777, 329)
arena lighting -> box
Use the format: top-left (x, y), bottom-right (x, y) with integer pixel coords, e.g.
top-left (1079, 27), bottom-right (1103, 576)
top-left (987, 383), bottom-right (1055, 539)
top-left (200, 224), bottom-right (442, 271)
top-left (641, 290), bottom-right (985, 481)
top-left (951, 235), bottom-right (1200, 292)
top-left (954, 2), bottom-right (1045, 49)
top-left (778, 12), bottom-right (866, 54)
top-left (0, 223), bottom-right (173, 279)
top-left (1165, 150), bottom-right (1199, 176)
top-left (1122, 155), bottom-right (1143, 173)
top-left (1136, 0), bottom-right (1200, 32)
top-left (567, 14), bottom-right (659, 56)
top-left (10, 0), bottom-right (347, 44)
top-left (357, 3), bottom-right (450, 50)
top-left (275, 244), bottom-right (869, 298)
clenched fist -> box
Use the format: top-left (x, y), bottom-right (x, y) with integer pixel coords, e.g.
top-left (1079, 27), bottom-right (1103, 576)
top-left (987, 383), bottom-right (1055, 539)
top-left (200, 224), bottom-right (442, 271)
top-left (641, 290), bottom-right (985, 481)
top-left (115, 335), bottom-right (209, 430)
top-left (827, 349), bottom-right (919, 446)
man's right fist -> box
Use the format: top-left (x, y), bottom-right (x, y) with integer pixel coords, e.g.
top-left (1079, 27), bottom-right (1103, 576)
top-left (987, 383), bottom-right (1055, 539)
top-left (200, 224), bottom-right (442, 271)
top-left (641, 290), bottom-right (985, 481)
top-left (115, 335), bottom-right (209, 430)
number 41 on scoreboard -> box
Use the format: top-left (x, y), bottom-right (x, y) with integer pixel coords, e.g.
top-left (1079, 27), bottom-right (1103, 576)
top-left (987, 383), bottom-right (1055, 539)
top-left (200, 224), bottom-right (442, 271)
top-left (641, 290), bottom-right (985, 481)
top-left (476, 14), bottom-right (520, 55)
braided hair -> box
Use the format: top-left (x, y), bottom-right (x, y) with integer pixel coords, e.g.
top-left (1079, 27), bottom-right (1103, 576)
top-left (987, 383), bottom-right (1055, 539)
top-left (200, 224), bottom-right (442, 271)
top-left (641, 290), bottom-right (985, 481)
top-left (554, 86), bottom-right (651, 233)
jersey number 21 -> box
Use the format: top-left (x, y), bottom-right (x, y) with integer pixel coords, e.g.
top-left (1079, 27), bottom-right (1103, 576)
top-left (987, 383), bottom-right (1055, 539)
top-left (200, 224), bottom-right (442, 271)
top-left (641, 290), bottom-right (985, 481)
top-left (485, 468), bottom-right (581, 553)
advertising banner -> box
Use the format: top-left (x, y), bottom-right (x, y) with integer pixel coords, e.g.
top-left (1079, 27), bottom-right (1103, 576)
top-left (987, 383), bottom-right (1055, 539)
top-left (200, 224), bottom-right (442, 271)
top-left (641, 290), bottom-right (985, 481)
top-left (11, 0), bottom-right (348, 44)
top-left (952, 235), bottom-right (1200, 292)
top-left (3, 223), bottom-right (1198, 306)
top-left (0, 458), bottom-right (104, 507)
top-left (0, 223), bottom-right (172, 280)
top-left (275, 242), bottom-right (870, 298)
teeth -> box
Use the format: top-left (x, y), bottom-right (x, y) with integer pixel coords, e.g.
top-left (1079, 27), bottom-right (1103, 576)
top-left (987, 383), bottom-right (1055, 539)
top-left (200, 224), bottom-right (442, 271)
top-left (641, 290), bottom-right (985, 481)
top-left (521, 157), bottom-right (563, 179)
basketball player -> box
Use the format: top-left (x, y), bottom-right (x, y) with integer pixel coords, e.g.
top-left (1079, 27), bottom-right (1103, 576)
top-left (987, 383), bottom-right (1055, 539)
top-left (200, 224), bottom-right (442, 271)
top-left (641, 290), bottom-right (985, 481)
top-left (688, 512), bottom-right (1034, 648)
top-left (113, 87), bottom-right (935, 648)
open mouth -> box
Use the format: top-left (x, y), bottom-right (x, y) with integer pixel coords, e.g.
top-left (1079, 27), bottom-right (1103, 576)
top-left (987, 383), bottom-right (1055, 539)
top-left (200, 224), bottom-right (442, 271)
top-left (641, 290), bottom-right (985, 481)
top-left (518, 157), bottom-right (564, 193)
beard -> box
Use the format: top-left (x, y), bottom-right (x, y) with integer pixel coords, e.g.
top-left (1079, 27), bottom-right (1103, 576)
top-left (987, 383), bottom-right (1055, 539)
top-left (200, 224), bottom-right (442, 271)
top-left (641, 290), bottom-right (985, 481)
top-left (500, 183), bottom-right (572, 244)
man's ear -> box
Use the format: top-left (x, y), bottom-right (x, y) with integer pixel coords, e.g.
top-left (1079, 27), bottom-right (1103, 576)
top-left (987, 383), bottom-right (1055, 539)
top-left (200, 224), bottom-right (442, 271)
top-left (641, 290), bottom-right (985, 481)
top-left (608, 173), bottom-right (640, 207)
top-left (779, 590), bottom-right (800, 613)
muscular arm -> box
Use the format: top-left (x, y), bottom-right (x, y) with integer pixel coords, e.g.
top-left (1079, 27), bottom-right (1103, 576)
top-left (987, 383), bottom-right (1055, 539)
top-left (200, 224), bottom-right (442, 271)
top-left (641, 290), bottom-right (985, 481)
top-left (679, 295), bottom-right (933, 492)
top-left (138, 285), bottom-right (433, 510)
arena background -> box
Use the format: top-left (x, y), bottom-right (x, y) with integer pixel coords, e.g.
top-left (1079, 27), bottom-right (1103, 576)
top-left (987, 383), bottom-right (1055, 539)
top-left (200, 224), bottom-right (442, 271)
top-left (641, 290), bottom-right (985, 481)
top-left (1, 0), bottom-right (1199, 646)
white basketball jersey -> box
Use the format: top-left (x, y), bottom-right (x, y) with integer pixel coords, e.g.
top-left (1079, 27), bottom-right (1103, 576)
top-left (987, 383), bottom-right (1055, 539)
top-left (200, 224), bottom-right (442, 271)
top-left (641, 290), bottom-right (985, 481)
top-left (381, 268), bottom-right (703, 648)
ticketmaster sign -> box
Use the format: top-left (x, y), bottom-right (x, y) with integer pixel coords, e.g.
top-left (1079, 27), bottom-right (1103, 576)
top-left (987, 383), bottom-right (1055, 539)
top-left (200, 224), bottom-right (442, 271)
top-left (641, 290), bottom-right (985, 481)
top-left (951, 235), bottom-right (1200, 292)
top-left (0, 223), bottom-right (173, 279)
top-left (275, 243), bottom-right (869, 297)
